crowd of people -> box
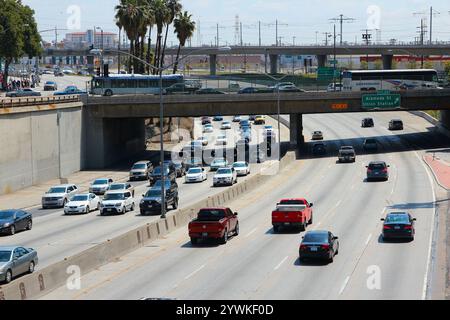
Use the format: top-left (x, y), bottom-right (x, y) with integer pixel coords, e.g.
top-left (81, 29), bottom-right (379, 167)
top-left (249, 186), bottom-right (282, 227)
top-left (0, 72), bottom-right (40, 92)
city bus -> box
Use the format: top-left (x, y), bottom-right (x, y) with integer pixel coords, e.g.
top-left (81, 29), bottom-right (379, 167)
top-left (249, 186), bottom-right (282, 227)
top-left (90, 74), bottom-right (184, 96)
top-left (342, 69), bottom-right (439, 92)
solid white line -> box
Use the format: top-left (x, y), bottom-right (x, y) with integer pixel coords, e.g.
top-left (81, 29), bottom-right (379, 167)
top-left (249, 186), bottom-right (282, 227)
top-left (365, 234), bottom-right (373, 246)
top-left (184, 265), bottom-right (205, 280)
top-left (245, 227), bottom-right (258, 238)
top-left (274, 256), bottom-right (289, 271)
top-left (414, 151), bottom-right (437, 300)
top-left (339, 276), bottom-right (350, 295)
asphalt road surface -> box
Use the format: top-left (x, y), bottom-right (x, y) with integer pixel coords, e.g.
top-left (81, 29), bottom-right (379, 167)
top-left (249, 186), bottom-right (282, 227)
top-left (0, 116), bottom-right (289, 270)
top-left (41, 111), bottom-right (441, 300)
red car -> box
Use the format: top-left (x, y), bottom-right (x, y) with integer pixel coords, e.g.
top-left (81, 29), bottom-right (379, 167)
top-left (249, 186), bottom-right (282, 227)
top-left (272, 198), bottom-right (313, 232)
top-left (189, 208), bottom-right (239, 245)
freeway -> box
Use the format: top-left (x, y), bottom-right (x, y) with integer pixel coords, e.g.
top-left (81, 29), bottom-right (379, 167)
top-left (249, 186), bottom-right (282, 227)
top-left (0, 116), bottom-right (289, 270)
top-left (41, 111), bottom-right (442, 300)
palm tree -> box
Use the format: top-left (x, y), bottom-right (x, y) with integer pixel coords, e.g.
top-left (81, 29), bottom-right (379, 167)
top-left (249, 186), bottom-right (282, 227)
top-left (160, 0), bottom-right (182, 71)
top-left (115, 0), bottom-right (145, 73)
top-left (173, 11), bottom-right (195, 74)
top-left (152, 0), bottom-right (170, 74)
top-left (115, 19), bottom-right (123, 73)
top-left (143, 0), bottom-right (156, 74)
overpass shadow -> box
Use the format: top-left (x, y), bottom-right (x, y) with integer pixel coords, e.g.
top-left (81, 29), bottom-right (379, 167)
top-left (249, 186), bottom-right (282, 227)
top-left (296, 127), bottom-right (450, 161)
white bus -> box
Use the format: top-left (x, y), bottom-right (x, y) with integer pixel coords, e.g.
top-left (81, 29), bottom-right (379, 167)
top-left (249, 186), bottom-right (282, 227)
top-left (342, 69), bottom-right (439, 92)
top-left (90, 74), bottom-right (184, 96)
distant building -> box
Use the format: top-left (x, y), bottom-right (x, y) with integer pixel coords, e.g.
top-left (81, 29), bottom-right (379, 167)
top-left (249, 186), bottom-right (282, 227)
top-left (64, 30), bottom-right (118, 49)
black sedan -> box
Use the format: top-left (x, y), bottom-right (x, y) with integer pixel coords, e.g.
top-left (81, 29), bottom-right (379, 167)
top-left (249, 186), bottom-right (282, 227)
top-left (299, 230), bottom-right (339, 263)
top-left (196, 88), bottom-right (226, 95)
top-left (381, 212), bottom-right (416, 241)
top-left (0, 210), bottom-right (33, 236)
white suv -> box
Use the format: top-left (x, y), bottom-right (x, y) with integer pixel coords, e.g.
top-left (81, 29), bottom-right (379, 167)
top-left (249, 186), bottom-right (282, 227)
top-left (42, 184), bottom-right (79, 209)
top-left (100, 190), bottom-right (135, 215)
top-left (213, 167), bottom-right (238, 187)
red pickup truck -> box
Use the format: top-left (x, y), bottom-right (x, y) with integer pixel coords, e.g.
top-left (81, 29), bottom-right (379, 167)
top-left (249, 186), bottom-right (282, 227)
top-left (189, 208), bottom-right (239, 245)
top-left (272, 198), bottom-right (313, 232)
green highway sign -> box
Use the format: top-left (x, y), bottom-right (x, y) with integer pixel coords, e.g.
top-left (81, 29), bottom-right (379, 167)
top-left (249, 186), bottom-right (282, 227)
top-left (317, 67), bottom-right (340, 80)
top-left (362, 92), bottom-right (402, 109)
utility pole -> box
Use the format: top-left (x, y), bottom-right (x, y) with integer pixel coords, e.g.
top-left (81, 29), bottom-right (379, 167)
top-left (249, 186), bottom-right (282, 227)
top-left (217, 24), bottom-right (219, 47)
top-left (329, 14), bottom-right (355, 45)
top-left (293, 36), bottom-right (296, 46)
top-left (323, 32), bottom-right (331, 46)
top-left (315, 31), bottom-right (319, 45)
top-left (361, 29), bottom-right (373, 70)
top-left (268, 20), bottom-right (287, 46)
top-left (258, 21), bottom-right (261, 46)
top-left (240, 22), bottom-right (243, 46)
top-left (429, 7), bottom-right (440, 44)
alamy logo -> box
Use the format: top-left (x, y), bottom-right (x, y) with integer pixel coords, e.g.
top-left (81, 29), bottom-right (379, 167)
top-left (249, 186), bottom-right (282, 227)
top-left (66, 265), bottom-right (81, 290)
top-left (367, 5), bottom-right (381, 30)
top-left (67, 5), bottom-right (81, 30)
top-left (366, 265), bottom-right (381, 290)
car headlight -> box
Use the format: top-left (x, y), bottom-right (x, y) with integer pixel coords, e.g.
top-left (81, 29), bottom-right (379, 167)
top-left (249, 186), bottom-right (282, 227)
top-left (79, 205), bottom-right (86, 208)
top-left (3, 223), bottom-right (11, 228)
top-left (115, 203), bottom-right (122, 207)
top-left (100, 203), bottom-right (104, 208)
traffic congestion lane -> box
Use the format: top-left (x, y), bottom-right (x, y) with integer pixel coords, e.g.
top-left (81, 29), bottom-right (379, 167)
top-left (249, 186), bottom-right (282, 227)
top-left (40, 111), bottom-right (438, 300)
top-left (0, 116), bottom-right (290, 270)
top-left (39, 114), bottom-right (369, 299)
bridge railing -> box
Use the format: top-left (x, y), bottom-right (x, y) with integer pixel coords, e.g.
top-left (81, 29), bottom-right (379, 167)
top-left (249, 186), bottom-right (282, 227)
top-left (0, 95), bottom-right (81, 108)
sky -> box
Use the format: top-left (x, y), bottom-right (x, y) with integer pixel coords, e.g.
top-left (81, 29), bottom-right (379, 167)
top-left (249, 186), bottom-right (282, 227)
top-left (22, 0), bottom-right (450, 46)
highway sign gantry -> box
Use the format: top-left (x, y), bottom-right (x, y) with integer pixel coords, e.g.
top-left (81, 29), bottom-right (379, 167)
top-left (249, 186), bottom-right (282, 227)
top-left (362, 91), bottom-right (402, 109)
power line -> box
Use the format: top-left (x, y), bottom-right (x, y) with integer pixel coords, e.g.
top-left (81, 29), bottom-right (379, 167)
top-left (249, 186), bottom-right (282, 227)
top-left (329, 14), bottom-right (355, 45)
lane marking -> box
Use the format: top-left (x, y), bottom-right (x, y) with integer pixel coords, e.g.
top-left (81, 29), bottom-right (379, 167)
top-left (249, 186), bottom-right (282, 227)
top-left (184, 264), bottom-right (205, 280)
top-left (335, 200), bottom-right (342, 208)
top-left (365, 233), bottom-right (373, 246)
top-left (245, 228), bottom-right (258, 238)
top-left (274, 256), bottom-right (289, 271)
top-left (414, 150), bottom-right (437, 300)
top-left (339, 276), bottom-right (350, 295)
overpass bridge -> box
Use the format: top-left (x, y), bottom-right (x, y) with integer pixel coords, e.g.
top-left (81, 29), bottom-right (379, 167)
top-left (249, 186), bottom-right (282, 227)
top-left (43, 44), bottom-right (450, 74)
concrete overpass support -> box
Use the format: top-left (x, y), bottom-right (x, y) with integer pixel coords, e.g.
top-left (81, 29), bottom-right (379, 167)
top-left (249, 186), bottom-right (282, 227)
top-left (269, 54), bottom-right (278, 74)
top-left (317, 55), bottom-right (328, 68)
top-left (440, 111), bottom-right (450, 130)
top-left (289, 114), bottom-right (304, 147)
top-left (86, 55), bottom-right (94, 74)
top-left (382, 54), bottom-right (394, 70)
top-left (209, 54), bottom-right (217, 76)
top-left (83, 113), bottom-right (146, 169)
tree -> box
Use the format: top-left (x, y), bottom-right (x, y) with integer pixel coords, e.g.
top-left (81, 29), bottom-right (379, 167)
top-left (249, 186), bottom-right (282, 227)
top-left (160, 0), bottom-right (182, 71)
top-left (173, 11), bottom-right (195, 74)
top-left (374, 59), bottom-right (382, 70)
top-left (152, 0), bottom-right (170, 74)
top-left (0, 0), bottom-right (41, 90)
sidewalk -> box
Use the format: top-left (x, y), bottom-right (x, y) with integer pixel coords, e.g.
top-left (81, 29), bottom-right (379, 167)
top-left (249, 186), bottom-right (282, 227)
top-left (0, 169), bottom-right (131, 211)
top-left (423, 154), bottom-right (450, 190)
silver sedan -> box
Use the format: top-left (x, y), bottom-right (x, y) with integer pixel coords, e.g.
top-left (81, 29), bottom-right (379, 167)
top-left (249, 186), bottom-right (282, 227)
top-left (5, 89), bottom-right (41, 97)
top-left (0, 246), bottom-right (38, 284)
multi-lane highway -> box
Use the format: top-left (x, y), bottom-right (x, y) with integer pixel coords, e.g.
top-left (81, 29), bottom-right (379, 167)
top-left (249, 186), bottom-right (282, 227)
top-left (40, 111), bottom-right (442, 300)
top-left (0, 116), bottom-right (289, 270)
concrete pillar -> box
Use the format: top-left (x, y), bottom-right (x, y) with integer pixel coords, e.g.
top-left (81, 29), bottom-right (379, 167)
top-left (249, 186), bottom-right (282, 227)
top-left (86, 55), bottom-right (94, 74)
top-left (269, 54), bottom-right (278, 74)
top-left (317, 55), bottom-right (328, 68)
top-left (289, 114), bottom-right (304, 147)
top-left (382, 54), bottom-right (393, 70)
top-left (209, 54), bottom-right (217, 76)
top-left (440, 111), bottom-right (450, 130)
top-left (51, 56), bottom-right (56, 65)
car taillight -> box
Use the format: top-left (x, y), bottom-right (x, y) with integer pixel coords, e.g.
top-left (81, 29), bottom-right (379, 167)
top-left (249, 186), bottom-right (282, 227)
top-left (300, 245), bottom-right (308, 251)
top-left (404, 225), bottom-right (412, 230)
top-left (383, 225), bottom-right (391, 230)
top-left (321, 244), bottom-right (330, 250)
top-left (367, 169), bottom-right (372, 173)
top-left (382, 168), bottom-right (388, 173)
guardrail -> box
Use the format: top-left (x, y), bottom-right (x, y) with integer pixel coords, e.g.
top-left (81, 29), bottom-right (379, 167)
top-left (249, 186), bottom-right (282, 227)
top-left (0, 95), bottom-right (81, 108)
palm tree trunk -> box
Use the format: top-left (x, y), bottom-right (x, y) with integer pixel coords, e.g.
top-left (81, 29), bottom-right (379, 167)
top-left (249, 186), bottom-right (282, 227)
top-left (129, 39), bottom-right (134, 73)
top-left (146, 27), bottom-right (152, 74)
top-left (160, 25), bottom-right (169, 70)
top-left (173, 44), bottom-right (181, 74)
top-left (3, 59), bottom-right (11, 90)
top-left (154, 34), bottom-right (160, 75)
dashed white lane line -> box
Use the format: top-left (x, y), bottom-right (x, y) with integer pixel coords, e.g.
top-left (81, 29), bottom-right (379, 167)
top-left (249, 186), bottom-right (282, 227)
top-left (245, 228), bottom-right (258, 238)
top-left (184, 265), bottom-right (205, 280)
top-left (274, 256), bottom-right (289, 271)
top-left (339, 276), bottom-right (351, 295)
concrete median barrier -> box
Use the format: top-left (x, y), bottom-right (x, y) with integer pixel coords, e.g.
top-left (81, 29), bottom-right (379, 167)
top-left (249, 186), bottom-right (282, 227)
top-left (0, 151), bottom-right (296, 300)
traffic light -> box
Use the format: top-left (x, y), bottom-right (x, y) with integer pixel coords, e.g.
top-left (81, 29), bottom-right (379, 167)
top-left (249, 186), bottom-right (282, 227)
top-left (96, 67), bottom-right (101, 76)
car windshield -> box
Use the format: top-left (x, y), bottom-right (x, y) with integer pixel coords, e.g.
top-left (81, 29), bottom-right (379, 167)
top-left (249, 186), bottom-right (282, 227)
top-left (340, 150), bottom-right (355, 155)
top-left (198, 209), bottom-right (226, 221)
top-left (70, 195), bottom-right (89, 201)
top-left (48, 187), bottom-right (66, 193)
top-left (188, 168), bottom-right (202, 174)
top-left (0, 251), bottom-right (11, 262)
top-left (280, 200), bottom-right (306, 205)
top-left (303, 233), bottom-right (328, 243)
top-left (93, 179), bottom-right (108, 185)
top-left (217, 168), bottom-right (232, 175)
top-left (0, 211), bottom-right (15, 219)
top-left (145, 190), bottom-right (162, 198)
top-left (188, 158), bottom-right (202, 164)
top-left (103, 193), bottom-right (125, 200)
top-left (385, 214), bottom-right (410, 224)
top-left (132, 164), bottom-right (146, 170)
top-left (218, 136), bottom-right (226, 140)
top-left (153, 180), bottom-right (172, 189)
top-left (213, 159), bottom-right (226, 165)
top-left (366, 139), bottom-right (376, 144)
top-left (109, 184), bottom-right (125, 190)
top-left (233, 163), bottom-right (247, 168)
top-left (369, 163), bottom-right (386, 170)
